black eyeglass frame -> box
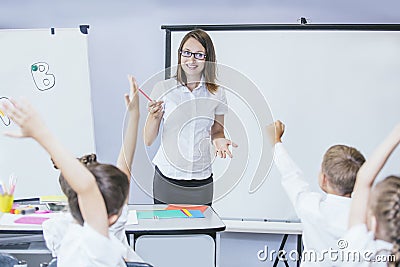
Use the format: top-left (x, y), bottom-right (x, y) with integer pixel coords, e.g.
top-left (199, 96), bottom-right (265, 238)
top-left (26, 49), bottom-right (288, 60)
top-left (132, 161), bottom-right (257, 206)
top-left (179, 50), bottom-right (207, 60)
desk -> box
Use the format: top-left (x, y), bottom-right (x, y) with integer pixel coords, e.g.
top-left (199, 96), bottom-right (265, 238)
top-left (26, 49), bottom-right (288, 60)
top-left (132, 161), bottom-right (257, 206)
top-left (0, 206), bottom-right (57, 258)
top-left (0, 215), bottom-right (54, 235)
top-left (126, 205), bottom-right (226, 267)
top-left (126, 204), bottom-right (225, 235)
top-left (0, 199), bottom-right (53, 265)
top-left (0, 204), bottom-right (225, 267)
top-left (0, 204), bottom-right (226, 234)
top-left (223, 219), bottom-right (303, 267)
top-left (0, 198), bottom-right (45, 235)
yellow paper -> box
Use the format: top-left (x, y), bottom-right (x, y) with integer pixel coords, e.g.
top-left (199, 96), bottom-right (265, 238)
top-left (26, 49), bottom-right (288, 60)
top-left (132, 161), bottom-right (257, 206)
top-left (39, 195), bottom-right (67, 203)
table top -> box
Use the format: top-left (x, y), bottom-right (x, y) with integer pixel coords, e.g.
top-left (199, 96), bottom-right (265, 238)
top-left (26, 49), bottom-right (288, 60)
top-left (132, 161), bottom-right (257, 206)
top-left (0, 204), bottom-right (226, 235)
top-left (125, 205), bottom-right (226, 235)
top-left (222, 219), bottom-right (302, 234)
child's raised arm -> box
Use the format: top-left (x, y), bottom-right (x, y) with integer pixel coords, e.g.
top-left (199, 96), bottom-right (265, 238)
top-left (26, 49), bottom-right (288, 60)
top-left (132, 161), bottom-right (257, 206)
top-left (2, 99), bottom-right (109, 237)
top-left (116, 75), bottom-right (140, 181)
top-left (267, 120), bottom-right (315, 213)
top-left (349, 124), bottom-right (400, 228)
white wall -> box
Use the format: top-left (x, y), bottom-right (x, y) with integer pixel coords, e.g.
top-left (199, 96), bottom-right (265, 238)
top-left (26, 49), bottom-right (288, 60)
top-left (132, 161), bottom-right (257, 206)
top-left (1, 1), bottom-right (400, 266)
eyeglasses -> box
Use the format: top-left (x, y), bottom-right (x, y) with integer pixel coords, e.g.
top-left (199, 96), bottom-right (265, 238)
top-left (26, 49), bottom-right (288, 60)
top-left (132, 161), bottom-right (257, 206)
top-left (180, 50), bottom-right (207, 60)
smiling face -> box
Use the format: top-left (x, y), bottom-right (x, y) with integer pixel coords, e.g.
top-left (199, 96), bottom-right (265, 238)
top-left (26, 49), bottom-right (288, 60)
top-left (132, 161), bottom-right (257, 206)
top-left (176, 29), bottom-right (218, 93)
top-left (180, 37), bottom-right (206, 82)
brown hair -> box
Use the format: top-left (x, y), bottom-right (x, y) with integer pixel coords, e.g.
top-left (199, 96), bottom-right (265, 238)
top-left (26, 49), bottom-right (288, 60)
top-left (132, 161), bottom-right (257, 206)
top-left (175, 29), bottom-right (218, 93)
top-left (370, 176), bottom-right (400, 267)
top-left (321, 145), bottom-right (365, 195)
top-left (56, 154), bottom-right (129, 225)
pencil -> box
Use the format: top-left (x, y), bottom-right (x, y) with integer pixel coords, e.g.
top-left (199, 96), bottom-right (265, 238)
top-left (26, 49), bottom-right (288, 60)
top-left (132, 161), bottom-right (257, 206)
top-left (138, 88), bottom-right (153, 102)
top-left (181, 209), bottom-right (192, 217)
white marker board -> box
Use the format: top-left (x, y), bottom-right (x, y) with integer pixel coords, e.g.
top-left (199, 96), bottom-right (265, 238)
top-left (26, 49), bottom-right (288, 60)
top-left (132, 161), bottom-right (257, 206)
top-left (164, 25), bottom-right (400, 222)
top-left (0, 27), bottom-right (95, 199)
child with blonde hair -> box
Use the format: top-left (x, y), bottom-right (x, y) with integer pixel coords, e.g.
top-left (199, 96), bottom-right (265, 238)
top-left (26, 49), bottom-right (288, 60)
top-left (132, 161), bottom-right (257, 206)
top-left (342, 124), bottom-right (400, 266)
top-left (269, 120), bottom-right (365, 266)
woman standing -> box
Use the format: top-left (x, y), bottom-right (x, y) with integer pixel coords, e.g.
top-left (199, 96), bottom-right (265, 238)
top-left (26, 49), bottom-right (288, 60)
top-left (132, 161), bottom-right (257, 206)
top-left (144, 29), bottom-right (237, 206)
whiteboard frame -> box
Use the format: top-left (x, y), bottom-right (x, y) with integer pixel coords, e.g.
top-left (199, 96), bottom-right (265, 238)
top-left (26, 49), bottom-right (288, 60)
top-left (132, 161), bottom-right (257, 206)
top-left (160, 24), bottom-right (400, 226)
top-left (161, 23), bottom-right (400, 78)
top-left (0, 26), bottom-right (95, 199)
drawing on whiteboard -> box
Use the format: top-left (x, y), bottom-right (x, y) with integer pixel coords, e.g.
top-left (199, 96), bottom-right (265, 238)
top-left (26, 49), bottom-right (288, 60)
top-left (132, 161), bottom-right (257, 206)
top-left (0, 97), bottom-right (11, 126)
top-left (31, 62), bottom-right (55, 91)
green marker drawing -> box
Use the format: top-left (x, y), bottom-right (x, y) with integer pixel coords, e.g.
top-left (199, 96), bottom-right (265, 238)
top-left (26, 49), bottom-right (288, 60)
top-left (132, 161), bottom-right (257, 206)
top-left (31, 62), bottom-right (55, 91)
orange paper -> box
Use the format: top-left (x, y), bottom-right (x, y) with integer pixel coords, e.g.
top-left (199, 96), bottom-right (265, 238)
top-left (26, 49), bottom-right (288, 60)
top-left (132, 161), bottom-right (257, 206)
top-left (166, 204), bottom-right (208, 213)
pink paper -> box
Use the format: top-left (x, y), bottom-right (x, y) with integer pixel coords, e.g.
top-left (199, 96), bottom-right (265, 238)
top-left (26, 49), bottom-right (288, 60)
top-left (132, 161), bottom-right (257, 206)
top-left (14, 216), bottom-right (50, 225)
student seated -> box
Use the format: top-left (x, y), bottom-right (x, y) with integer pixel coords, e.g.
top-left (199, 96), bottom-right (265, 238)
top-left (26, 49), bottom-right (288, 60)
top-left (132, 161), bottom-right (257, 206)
top-left (268, 120), bottom-right (366, 266)
top-left (2, 76), bottom-right (142, 266)
top-left (342, 124), bottom-right (400, 267)
top-left (43, 154), bottom-right (143, 263)
top-left (42, 75), bottom-right (143, 263)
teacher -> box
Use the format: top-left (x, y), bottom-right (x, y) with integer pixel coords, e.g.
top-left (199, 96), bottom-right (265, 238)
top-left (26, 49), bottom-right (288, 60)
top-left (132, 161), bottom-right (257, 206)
top-left (144, 29), bottom-right (237, 206)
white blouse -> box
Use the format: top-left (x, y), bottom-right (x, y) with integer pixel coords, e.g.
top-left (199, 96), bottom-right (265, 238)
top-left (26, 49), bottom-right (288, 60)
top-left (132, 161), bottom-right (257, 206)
top-left (151, 78), bottom-right (228, 180)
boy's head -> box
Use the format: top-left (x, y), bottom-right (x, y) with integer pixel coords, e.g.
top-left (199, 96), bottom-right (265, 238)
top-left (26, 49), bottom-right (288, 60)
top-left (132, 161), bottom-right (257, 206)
top-left (57, 154), bottom-right (129, 226)
top-left (319, 145), bottom-right (365, 196)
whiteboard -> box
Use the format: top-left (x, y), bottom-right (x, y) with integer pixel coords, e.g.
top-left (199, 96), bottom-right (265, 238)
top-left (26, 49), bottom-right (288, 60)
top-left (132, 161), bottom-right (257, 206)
top-left (166, 26), bottom-right (400, 222)
top-left (0, 28), bottom-right (95, 199)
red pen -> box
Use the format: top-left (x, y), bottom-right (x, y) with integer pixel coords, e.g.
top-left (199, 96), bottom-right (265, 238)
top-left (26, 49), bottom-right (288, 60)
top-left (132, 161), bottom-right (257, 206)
top-left (138, 88), bottom-right (153, 102)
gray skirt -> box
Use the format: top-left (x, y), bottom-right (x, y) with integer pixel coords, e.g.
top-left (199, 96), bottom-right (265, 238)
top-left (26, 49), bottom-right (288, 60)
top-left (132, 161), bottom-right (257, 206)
top-left (153, 166), bottom-right (213, 206)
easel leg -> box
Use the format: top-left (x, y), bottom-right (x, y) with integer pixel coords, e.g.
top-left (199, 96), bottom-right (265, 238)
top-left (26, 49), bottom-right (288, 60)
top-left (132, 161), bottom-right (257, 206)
top-left (297, 235), bottom-right (303, 267)
top-left (273, 234), bottom-right (289, 267)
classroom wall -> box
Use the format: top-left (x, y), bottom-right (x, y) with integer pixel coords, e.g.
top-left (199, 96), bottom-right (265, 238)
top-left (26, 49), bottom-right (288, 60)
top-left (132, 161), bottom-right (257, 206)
top-left (1, 1), bottom-right (400, 266)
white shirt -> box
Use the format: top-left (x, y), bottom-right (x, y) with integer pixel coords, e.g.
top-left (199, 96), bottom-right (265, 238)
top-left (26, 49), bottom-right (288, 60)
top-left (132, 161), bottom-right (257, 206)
top-left (56, 222), bottom-right (126, 267)
top-left (339, 224), bottom-right (393, 267)
top-left (274, 143), bottom-right (352, 267)
top-left (109, 205), bottom-right (144, 262)
top-left (43, 204), bottom-right (143, 265)
top-left (151, 78), bottom-right (228, 180)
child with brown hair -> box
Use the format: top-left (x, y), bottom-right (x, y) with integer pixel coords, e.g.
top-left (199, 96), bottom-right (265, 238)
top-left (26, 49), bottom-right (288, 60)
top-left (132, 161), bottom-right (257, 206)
top-left (269, 120), bottom-right (366, 266)
top-left (342, 124), bottom-right (400, 266)
top-left (2, 76), bottom-right (142, 266)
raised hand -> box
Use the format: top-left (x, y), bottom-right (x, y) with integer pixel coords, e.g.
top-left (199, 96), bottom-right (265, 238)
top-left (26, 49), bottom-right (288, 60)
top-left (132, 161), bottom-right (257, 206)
top-left (117, 75), bottom-right (141, 180)
top-left (125, 75), bottom-right (139, 113)
top-left (1, 98), bottom-right (48, 140)
top-left (266, 120), bottom-right (285, 145)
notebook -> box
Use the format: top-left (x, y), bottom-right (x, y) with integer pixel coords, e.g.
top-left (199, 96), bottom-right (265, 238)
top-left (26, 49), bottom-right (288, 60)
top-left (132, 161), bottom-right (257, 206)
top-left (137, 209), bottom-right (204, 219)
